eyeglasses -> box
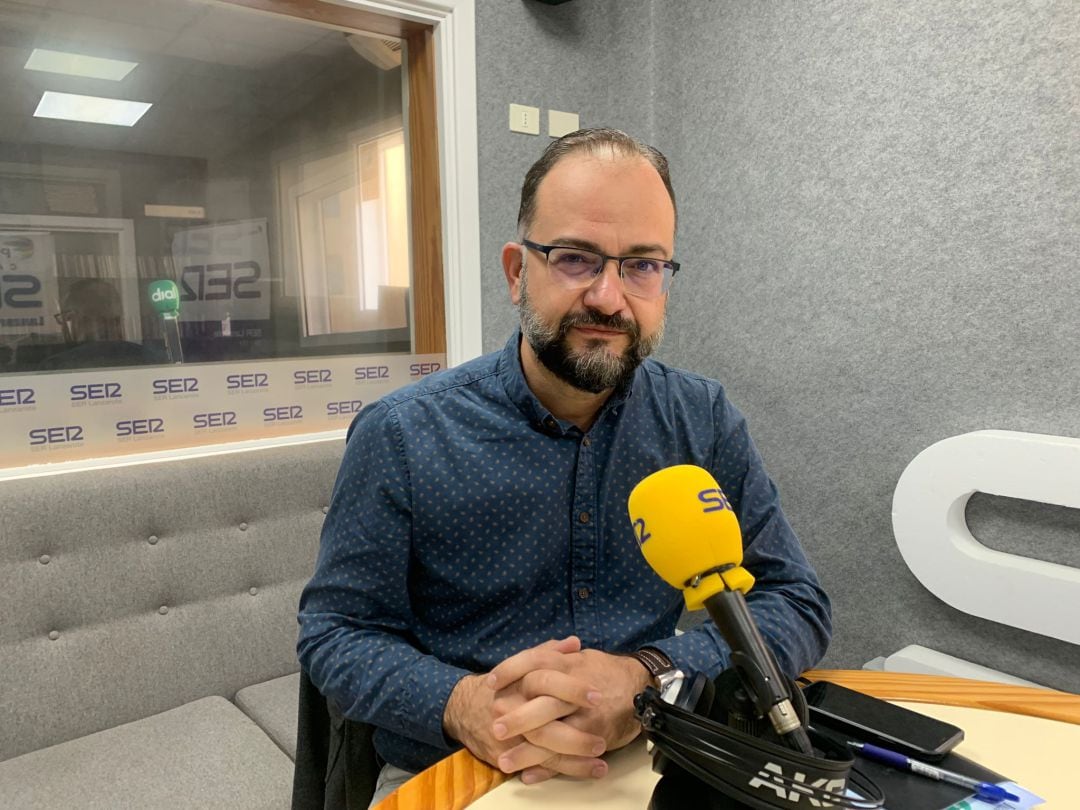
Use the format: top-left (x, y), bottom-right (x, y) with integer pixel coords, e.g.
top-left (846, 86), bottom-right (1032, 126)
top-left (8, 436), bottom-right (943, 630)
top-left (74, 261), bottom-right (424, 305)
top-left (521, 239), bottom-right (679, 300)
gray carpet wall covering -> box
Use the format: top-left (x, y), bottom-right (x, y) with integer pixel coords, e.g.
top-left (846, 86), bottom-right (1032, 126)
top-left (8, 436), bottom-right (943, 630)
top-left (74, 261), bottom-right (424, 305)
top-left (474, 0), bottom-right (1080, 690)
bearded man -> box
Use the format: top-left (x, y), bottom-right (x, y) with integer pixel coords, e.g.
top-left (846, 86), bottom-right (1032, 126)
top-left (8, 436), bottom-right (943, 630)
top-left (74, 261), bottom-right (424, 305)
top-left (297, 128), bottom-right (832, 808)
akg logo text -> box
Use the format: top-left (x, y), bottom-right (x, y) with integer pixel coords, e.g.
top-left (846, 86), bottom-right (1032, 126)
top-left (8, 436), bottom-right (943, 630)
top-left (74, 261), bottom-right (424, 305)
top-left (116, 418), bottom-right (165, 437)
top-left (263, 405), bottom-right (302, 422)
top-left (0, 387), bottom-right (35, 407)
top-left (354, 365), bottom-right (389, 381)
top-left (29, 425), bottom-right (84, 446)
top-left (410, 362), bottom-right (442, 378)
top-left (152, 377), bottom-right (199, 395)
top-left (70, 382), bottom-right (122, 401)
top-left (226, 372), bottom-right (269, 390)
top-left (193, 411), bottom-right (237, 429)
top-left (294, 369), bottom-right (332, 385)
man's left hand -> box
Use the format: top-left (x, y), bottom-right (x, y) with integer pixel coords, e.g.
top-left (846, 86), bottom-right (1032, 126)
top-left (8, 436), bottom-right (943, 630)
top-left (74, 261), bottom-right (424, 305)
top-left (488, 648), bottom-right (652, 783)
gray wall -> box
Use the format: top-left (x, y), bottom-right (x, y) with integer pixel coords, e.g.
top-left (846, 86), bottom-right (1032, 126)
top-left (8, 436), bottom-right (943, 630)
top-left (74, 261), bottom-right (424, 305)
top-left (476, 0), bottom-right (1080, 690)
top-left (476, 0), bottom-right (658, 349)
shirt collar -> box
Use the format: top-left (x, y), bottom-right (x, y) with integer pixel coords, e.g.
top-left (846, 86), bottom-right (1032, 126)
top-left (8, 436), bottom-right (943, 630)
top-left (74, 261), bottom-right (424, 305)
top-left (497, 329), bottom-right (635, 436)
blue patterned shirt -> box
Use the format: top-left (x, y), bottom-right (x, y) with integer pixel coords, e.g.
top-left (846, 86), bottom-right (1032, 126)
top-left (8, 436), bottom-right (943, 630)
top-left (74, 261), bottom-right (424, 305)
top-left (297, 331), bottom-right (831, 773)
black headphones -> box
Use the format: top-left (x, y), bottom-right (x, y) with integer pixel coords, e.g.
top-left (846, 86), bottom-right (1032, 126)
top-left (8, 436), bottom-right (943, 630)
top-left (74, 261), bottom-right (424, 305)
top-left (635, 671), bottom-right (885, 810)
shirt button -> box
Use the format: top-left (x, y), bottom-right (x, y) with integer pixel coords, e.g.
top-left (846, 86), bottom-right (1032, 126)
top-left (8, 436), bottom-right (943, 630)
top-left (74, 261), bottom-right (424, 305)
top-left (582, 437), bottom-right (591, 447)
top-left (543, 417), bottom-right (557, 430)
top-left (578, 511), bottom-right (590, 523)
top-left (577, 587), bottom-right (590, 600)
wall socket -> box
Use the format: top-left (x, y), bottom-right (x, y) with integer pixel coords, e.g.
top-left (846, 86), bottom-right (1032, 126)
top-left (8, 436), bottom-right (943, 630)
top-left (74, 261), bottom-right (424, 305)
top-left (509, 103), bottom-right (540, 135)
top-left (548, 110), bottom-right (579, 137)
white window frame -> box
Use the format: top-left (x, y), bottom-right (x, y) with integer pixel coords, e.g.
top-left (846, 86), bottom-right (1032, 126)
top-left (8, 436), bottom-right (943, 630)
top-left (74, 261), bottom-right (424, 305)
top-left (0, 213), bottom-right (140, 341)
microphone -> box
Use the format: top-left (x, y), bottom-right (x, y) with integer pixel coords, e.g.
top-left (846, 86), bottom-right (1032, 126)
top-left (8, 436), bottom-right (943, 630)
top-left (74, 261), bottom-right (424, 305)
top-left (148, 280), bottom-right (184, 364)
top-left (628, 464), bottom-right (813, 754)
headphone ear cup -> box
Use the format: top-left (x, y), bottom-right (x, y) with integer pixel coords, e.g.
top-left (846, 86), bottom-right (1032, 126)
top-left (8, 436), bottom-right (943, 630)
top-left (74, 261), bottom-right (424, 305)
top-left (674, 671), bottom-right (715, 716)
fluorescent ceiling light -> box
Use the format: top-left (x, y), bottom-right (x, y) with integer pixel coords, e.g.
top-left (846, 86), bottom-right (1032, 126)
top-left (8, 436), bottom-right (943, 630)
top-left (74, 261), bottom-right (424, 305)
top-left (34, 91), bottom-right (152, 127)
top-left (25, 48), bottom-right (138, 81)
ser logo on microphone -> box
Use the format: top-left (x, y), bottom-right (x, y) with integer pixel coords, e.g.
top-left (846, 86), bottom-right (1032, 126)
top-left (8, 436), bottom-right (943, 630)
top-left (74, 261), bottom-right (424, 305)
top-left (632, 517), bottom-right (652, 547)
top-left (698, 487), bottom-right (733, 514)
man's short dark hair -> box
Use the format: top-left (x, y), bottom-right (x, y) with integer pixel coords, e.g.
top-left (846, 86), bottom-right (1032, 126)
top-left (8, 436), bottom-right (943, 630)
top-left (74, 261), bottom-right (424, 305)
top-left (516, 127), bottom-right (677, 238)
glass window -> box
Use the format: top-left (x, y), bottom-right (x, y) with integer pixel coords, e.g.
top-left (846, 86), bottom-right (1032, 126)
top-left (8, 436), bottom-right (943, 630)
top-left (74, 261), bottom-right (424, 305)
top-left (0, 0), bottom-right (446, 470)
top-left (0, 0), bottom-right (423, 374)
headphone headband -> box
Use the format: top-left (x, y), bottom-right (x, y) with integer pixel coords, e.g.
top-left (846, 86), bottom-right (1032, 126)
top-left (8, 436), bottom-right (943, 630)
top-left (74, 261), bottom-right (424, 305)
top-left (636, 686), bottom-right (885, 809)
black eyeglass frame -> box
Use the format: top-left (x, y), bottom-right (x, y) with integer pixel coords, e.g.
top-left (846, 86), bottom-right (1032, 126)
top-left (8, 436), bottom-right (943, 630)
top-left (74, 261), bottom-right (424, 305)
top-left (521, 239), bottom-right (680, 298)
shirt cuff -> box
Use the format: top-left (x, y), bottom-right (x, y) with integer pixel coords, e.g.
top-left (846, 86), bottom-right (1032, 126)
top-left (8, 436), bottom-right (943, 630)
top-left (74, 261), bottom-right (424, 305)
top-left (646, 628), bottom-right (731, 681)
top-left (391, 656), bottom-right (473, 751)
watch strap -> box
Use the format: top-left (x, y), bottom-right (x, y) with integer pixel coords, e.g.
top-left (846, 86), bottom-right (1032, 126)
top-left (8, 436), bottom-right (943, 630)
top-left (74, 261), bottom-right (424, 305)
top-left (629, 647), bottom-right (676, 682)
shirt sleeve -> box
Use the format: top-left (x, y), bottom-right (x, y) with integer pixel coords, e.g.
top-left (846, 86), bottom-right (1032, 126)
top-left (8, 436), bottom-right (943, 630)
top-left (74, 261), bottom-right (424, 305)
top-left (296, 401), bottom-right (468, 751)
top-left (648, 387), bottom-right (833, 681)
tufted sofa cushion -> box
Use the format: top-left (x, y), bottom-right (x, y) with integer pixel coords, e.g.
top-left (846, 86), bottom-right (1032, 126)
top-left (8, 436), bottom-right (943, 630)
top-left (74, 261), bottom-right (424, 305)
top-left (0, 439), bottom-right (342, 763)
top-left (0, 696), bottom-right (293, 809)
top-left (235, 672), bottom-right (302, 759)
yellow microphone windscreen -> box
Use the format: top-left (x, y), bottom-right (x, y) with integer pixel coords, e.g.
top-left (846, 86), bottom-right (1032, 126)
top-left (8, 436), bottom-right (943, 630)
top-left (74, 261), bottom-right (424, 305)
top-left (628, 464), bottom-right (754, 610)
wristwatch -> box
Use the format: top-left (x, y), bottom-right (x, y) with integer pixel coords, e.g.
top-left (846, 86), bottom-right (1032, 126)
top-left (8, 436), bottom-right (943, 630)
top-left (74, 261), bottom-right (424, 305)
top-left (629, 647), bottom-right (685, 704)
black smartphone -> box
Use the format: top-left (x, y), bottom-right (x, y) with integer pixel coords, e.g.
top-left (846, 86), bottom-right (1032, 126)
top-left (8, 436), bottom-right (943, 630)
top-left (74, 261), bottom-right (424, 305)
top-left (801, 680), bottom-right (964, 762)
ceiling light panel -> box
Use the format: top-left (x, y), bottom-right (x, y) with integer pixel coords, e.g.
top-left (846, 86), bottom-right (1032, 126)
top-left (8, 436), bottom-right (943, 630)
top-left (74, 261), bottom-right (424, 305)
top-left (25, 48), bottom-right (138, 81)
top-left (34, 91), bottom-right (152, 126)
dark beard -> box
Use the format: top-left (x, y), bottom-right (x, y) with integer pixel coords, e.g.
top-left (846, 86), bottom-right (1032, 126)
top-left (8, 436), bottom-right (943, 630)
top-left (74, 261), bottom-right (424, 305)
top-left (519, 270), bottom-right (662, 394)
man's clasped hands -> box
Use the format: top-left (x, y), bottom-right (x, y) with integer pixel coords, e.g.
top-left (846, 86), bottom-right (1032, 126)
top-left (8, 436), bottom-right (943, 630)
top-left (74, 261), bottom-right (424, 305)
top-left (443, 636), bottom-right (652, 784)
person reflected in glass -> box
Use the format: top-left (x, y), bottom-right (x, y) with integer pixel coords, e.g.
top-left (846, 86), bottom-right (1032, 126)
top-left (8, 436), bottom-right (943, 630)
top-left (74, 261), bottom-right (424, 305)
top-left (41, 278), bottom-right (162, 370)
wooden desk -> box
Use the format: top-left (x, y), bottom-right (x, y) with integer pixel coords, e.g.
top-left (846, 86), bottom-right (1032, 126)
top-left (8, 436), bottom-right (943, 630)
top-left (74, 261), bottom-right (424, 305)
top-left (374, 670), bottom-right (1080, 810)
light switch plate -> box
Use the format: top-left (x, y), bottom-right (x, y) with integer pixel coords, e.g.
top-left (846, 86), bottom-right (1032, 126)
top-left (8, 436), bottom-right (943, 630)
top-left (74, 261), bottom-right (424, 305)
top-left (548, 110), bottom-right (579, 137)
top-left (509, 103), bottom-right (540, 135)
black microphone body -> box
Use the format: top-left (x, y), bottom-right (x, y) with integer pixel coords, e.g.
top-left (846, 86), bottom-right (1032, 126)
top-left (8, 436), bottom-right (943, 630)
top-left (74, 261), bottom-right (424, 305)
top-left (704, 589), bottom-right (814, 755)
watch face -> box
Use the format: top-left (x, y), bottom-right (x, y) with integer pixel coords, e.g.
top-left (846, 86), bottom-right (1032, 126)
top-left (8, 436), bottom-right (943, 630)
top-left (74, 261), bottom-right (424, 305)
top-left (659, 673), bottom-right (685, 705)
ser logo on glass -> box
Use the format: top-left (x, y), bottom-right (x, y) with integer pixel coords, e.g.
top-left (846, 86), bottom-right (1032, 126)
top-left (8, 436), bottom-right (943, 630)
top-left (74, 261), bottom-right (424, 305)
top-left (226, 372), bottom-right (269, 390)
top-left (116, 418), bottom-right (165, 437)
top-left (0, 274), bottom-right (42, 309)
top-left (179, 262), bottom-right (262, 301)
top-left (294, 369), bottom-right (333, 385)
top-left (327, 400), bottom-right (364, 417)
top-left (409, 362), bottom-right (441, 378)
top-left (354, 365), bottom-right (390, 381)
top-left (0, 387), bottom-right (35, 407)
top-left (193, 411), bottom-right (237, 429)
top-left (70, 382), bottom-right (122, 401)
top-left (263, 405), bottom-right (303, 422)
top-left (29, 425), bottom-right (84, 446)
top-left (153, 377), bottom-right (199, 395)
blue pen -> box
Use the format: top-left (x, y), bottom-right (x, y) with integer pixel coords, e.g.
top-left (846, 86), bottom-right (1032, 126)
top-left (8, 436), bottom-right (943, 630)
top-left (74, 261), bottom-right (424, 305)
top-left (849, 742), bottom-right (1020, 804)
